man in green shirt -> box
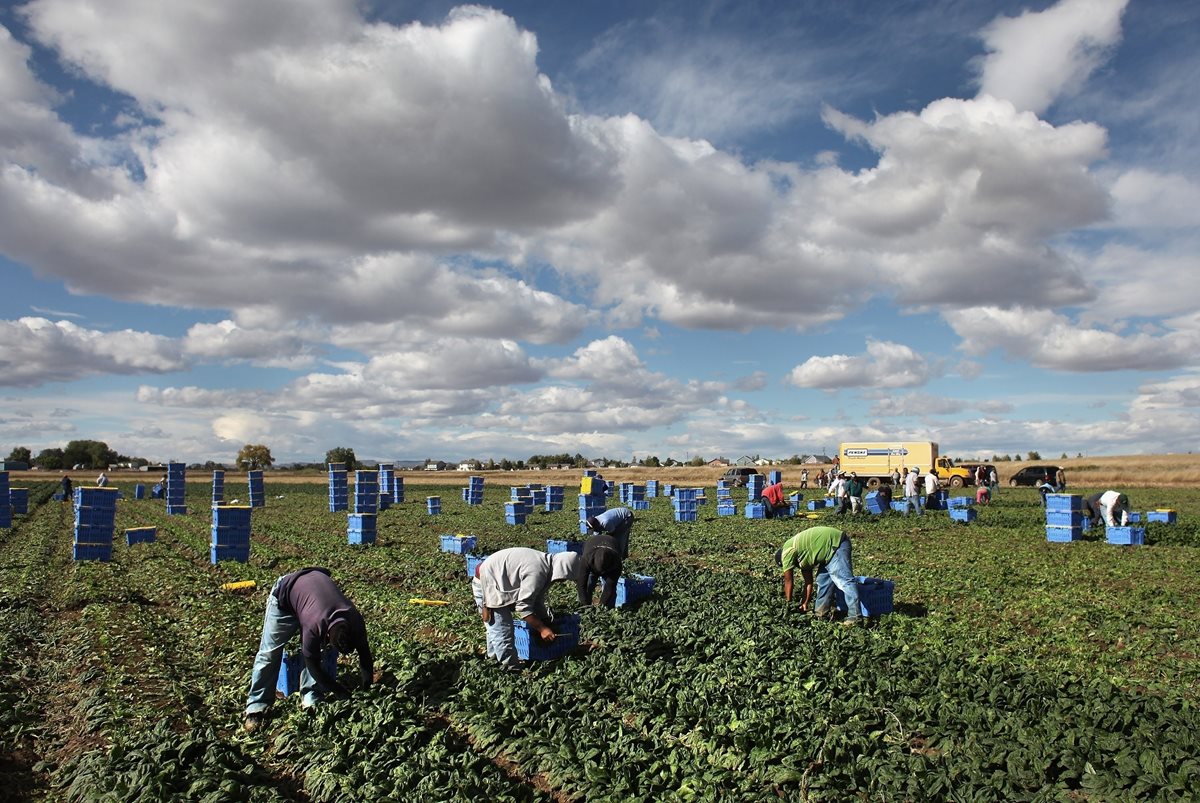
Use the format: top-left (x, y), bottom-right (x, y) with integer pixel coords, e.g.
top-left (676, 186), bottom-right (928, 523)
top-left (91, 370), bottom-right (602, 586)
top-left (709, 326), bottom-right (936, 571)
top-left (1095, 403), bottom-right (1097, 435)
top-left (775, 526), bottom-right (861, 625)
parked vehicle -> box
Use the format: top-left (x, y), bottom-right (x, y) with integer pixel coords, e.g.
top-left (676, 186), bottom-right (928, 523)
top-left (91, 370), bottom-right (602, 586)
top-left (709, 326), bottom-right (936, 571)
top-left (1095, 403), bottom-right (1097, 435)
top-left (720, 467), bottom-right (761, 487)
top-left (1008, 465), bottom-right (1063, 487)
top-left (838, 442), bottom-right (973, 489)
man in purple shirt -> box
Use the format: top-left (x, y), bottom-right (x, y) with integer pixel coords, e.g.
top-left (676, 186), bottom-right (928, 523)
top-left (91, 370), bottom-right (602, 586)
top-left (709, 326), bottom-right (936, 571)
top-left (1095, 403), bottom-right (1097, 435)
top-left (243, 567), bottom-right (373, 733)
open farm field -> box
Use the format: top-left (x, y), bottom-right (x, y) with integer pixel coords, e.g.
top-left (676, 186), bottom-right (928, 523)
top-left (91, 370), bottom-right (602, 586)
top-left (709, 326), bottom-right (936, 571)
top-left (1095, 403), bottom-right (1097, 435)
top-left (3, 475), bottom-right (1200, 801)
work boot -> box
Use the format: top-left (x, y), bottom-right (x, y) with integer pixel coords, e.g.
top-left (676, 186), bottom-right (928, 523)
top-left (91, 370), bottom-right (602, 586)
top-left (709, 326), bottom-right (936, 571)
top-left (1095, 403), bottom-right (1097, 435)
top-left (813, 606), bottom-right (833, 621)
top-left (841, 618), bottom-right (862, 628)
top-left (243, 712), bottom-right (265, 733)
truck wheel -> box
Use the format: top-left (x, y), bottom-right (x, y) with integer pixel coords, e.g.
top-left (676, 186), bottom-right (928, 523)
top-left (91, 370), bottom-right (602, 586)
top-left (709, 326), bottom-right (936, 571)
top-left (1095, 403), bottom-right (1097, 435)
top-left (866, 478), bottom-right (881, 489)
top-left (950, 477), bottom-right (964, 489)
top-left (1009, 479), bottom-right (1018, 487)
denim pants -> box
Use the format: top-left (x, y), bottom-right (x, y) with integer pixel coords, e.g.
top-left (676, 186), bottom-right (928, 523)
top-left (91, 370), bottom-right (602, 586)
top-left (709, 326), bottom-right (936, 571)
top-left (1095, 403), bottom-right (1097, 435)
top-left (611, 520), bottom-right (633, 559)
top-left (472, 578), bottom-right (521, 668)
top-left (904, 493), bottom-right (922, 516)
top-left (812, 537), bottom-right (861, 620)
top-left (245, 578), bottom-right (322, 714)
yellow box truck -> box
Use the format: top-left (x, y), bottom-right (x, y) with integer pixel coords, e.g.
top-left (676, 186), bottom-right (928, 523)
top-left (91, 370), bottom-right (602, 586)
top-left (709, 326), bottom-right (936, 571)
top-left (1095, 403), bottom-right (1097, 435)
top-left (837, 442), bottom-right (973, 488)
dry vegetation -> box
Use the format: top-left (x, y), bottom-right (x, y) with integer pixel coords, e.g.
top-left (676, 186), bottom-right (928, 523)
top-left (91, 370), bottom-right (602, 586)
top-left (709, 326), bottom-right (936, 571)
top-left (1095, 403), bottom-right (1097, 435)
top-left (24, 452), bottom-right (1200, 489)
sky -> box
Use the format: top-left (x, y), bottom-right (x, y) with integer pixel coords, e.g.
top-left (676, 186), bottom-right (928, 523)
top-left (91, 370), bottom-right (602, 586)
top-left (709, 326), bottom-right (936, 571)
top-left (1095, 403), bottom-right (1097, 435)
top-left (1, 0), bottom-right (1198, 465)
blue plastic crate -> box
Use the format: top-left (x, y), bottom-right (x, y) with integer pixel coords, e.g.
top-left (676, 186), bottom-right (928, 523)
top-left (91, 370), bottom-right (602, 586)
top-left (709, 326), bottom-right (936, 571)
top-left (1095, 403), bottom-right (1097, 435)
top-left (506, 515), bottom-right (527, 525)
top-left (277, 649), bottom-right (338, 696)
top-left (808, 499), bottom-right (827, 510)
top-left (673, 511), bottom-right (697, 522)
top-left (717, 504), bottom-right (737, 517)
top-left (615, 574), bottom-right (655, 608)
top-left (1045, 494), bottom-right (1082, 512)
top-left (1147, 510), bottom-right (1177, 524)
top-left (211, 529), bottom-right (251, 547)
top-left (949, 508), bottom-right (977, 524)
top-left (133, 484), bottom-right (145, 500)
top-left (745, 502), bottom-right (765, 519)
top-left (73, 523), bottom-right (113, 543)
top-left (124, 527), bottom-right (157, 546)
top-left (348, 531), bottom-right (376, 546)
top-left (465, 553), bottom-right (489, 577)
top-left (947, 496), bottom-right (973, 509)
top-left (834, 577), bottom-right (894, 617)
top-left (514, 614), bottom-right (580, 660)
top-left (1046, 510), bottom-right (1083, 527)
top-left (890, 500), bottom-right (910, 513)
top-left (166, 505), bottom-right (188, 516)
top-left (210, 544), bottom-right (250, 564)
top-left (73, 543), bottom-right (113, 562)
top-left (1106, 526), bottom-right (1145, 545)
top-left (546, 539), bottom-right (584, 555)
top-left (1046, 525), bottom-right (1082, 543)
top-left (441, 534), bottom-right (477, 554)
top-left (630, 500), bottom-right (650, 511)
top-left (1127, 512), bottom-right (1142, 523)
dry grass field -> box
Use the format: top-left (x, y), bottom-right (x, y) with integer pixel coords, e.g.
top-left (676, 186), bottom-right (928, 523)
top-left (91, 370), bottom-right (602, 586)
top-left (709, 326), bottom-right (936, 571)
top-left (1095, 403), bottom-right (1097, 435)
top-left (24, 452), bottom-right (1200, 489)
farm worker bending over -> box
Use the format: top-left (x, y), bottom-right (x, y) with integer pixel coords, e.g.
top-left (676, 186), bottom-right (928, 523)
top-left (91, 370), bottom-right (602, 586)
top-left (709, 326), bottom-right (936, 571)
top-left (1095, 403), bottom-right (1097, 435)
top-left (576, 534), bottom-right (625, 608)
top-left (1085, 491), bottom-right (1131, 527)
top-left (775, 526), bottom-right (861, 626)
top-left (243, 567), bottom-right (373, 733)
top-left (975, 484), bottom-right (991, 505)
top-left (845, 473), bottom-right (865, 514)
top-left (474, 547), bottom-right (579, 669)
top-left (761, 481), bottom-right (790, 518)
top-left (585, 506), bottom-right (634, 559)
top-left (95, 472), bottom-right (108, 487)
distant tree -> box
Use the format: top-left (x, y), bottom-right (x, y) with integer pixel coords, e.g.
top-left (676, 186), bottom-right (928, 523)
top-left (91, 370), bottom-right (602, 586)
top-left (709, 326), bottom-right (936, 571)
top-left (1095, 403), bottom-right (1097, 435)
top-left (34, 448), bottom-right (64, 470)
top-left (486, 458), bottom-right (496, 470)
top-left (1013, 454), bottom-right (1022, 461)
top-left (1060, 453), bottom-right (1069, 460)
top-left (7, 446), bottom-right (31, 464)
top-left (1076, 452), bottom-right (1083, 458)
top-left (1027, 451), bottom-right (1041, 461)
top-left (499, 458), bottom-right (513, 471)
top-left (62, 440), bottom-right (118, 469)
top-left (237, 444), bottom-right (274, 470)
top-left (325, 447), bottom-right (357, 471)
top-left (642, 455), bottom-right (661, 467)
top-left (688, 455), bottom-right (705, 467)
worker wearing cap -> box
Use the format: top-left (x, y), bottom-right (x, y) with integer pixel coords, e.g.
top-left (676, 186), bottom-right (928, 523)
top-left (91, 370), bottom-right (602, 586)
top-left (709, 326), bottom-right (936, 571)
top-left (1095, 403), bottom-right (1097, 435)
top-left (576, 534), bottom-right (624, 607)
top-left (1084, 490), bottom-right (1131, 527)
top-left (473, 547), bottom-right (579, 669)
top-left (585, 506), bottom-right (634, 559)
top-left (761, 481), bottom-right (790, 518)
top-left (775, 526), bottom-right (861, 626)
top-left (903, 467), bottom-right (922, 516)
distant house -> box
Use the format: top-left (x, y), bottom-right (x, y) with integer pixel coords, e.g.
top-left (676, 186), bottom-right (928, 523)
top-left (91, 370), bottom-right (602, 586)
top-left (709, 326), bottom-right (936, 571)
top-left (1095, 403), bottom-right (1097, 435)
top-left (803, 454), bottom-right (833, 464)
top-left (457, 461), bottom-right (480, 472)
top-left (735, 455), bottom-right (756, 466)
top-left (707, 457), bottom-right (730, 467)
top-left (424, 460), bottom-right (447, 471)
top-left (754, 458), bottom-right (773, 467)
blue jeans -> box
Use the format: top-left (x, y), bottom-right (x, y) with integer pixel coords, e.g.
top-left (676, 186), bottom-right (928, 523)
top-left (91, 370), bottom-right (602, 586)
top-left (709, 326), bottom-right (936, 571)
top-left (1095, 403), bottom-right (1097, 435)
top-left (472, 578), bottom-right (520, 668)
top-left (812, 537), bottom-right (861, 620)
top-left (904, 493), bottom-right (922, 516)
top-left (245, 578), bottom-right (323, 714)
top-left (610, 520), bottom-right (633, 559)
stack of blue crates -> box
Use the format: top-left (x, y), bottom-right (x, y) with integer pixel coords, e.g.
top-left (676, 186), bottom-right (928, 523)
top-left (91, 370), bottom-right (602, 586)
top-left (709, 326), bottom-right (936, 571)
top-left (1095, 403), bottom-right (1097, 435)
top-left (628, 484), bottom-right (649, 511)
top-left (465, 553), bottom-right (489, 577)
top-left (348, 513), bottom-right (376, 545)
top-left (646, 480), bottom-right (659, 498)
top-left (717, 497), bottom-right (737, 516)
top-left (788, 491), bottom-right (804, 516)
top-left (247, 470), bottom-right (265, 508)
top-left (211, 505), bottom-right (251, 563)
top-left (377, 487), bottom-right (390, 511)
top-left (392, 475), bottom-right (405, 504)
top-left (716, 480), bottom-right (732, 506)
top-left (354, 471), bottom-right (378, 514)
top-left (1106, 526), bottom-right (1145, 546)
top-left (745, 501), bottom-right (766, 519)
top-left (950, 508), bottom-right (978, 524)
top-left (166, 462), bottom-right (187, 515)
top-left (673, 488), bottom-right (699, 522)
top-left (547, 539), bottom-right (583, 554)
top-left (211, 470), bottom-right (224, 505)
top-left (462, 476), bottom-right (485, 505)
top-left (947, 496), bottom-right (972, 509)
top-left (9, 486), bottom-right (27, 516)
top-left (0, 472), bottom-right (10, 529)
top-left (578, 492), bottom-right (606, 534)
top-left (378, 464), bottom-right (394, 499)
top-left (604, 480), bottom-right (615, 498)
top-left (328, 464), bottom-right (348, 512)
top-left (545, 485), bottom-right (565, 512)
top-left (441, 533), bottom-right (477, 553)
top-left (133, 483), bottom-right (145, 500)
top-left (504, 500), bottom-right (527, 525)
top-left (768, 470), bottom-right (782, 485)
top-left (426, 496), bottom-right (441, 516)
top-left (1045, 494), bottom-right (1083, 542)
top-left (662, 483), bottom-right (673, 497)
top-left (124, 526), bottom-right (156, 546)
top-left (747, 474), bottom-right (764, 501)
top-left (529, 484), bottom-right (546, 508)
top-left (73, 486), bottom-right (117, 561)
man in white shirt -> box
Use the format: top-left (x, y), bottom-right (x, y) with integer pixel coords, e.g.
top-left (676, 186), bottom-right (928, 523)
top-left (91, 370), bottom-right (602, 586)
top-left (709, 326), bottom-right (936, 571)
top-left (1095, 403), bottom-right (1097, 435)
top-left (903, 468), bottom-right (922, 516)
top-left (923, 469), bottom-right (940, 511)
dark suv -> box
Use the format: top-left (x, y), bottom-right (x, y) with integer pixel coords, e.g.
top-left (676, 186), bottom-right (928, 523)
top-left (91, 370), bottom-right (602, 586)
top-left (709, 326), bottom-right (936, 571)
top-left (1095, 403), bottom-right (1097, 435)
top-left (1008, 465), bottom-right (1062, 487)
top-left (720, 467), bottom-right (761, 487)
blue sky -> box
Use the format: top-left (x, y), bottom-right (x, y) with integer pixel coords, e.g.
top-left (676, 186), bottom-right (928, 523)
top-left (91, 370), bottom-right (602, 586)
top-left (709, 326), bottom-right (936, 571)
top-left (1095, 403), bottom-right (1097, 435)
top-left (1, 0), bottom-right (1198, 465)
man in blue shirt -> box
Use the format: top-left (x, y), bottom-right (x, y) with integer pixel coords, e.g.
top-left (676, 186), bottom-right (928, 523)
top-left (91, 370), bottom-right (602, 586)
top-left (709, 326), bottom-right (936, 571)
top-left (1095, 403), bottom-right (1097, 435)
top-left (585, 507), bottom-right (634, 559)
top-left (243, 567), bottom-right (373, 733)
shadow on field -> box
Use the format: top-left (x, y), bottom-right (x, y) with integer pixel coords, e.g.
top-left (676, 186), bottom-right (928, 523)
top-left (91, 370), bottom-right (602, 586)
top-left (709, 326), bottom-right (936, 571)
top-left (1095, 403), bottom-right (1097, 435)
top-left (894, 602), bottom-right (928, 618)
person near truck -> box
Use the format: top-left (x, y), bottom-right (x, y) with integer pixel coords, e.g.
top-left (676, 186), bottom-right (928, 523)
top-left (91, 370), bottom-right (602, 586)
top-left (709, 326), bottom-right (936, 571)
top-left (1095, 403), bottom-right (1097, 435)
top-left (244, 567), bottom-right (373, 733)
top-left (1084, 491), bottom-right (1131, 528)
top-left (890, 468), bottom-right (901, 488)
top-left (576, 534), bottom-right (624, 608)
top-left (761, 481), bottom-right (790, 518)
top-left (1055, 467), bottom-right (1067, 493)
top-left (473, 547), bottom-right (579, 669)
top-left (775, 526), bottom-right (861, 626)
top-left (903, 467), bottom-right (922, 516)
top-left (843, 472), bottom-right (865, 514)
top-left (923, 468), bottom-right (940, 512)
top-left (585, 507), bottom-right (634, 559)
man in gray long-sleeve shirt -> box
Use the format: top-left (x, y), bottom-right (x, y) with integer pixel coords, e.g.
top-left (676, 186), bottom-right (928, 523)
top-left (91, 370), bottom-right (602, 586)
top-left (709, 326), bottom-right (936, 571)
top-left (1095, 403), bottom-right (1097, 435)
top-left (243, 567), bottom-right (373, 733)
top-left (472, 547), bottom-right (579, 668)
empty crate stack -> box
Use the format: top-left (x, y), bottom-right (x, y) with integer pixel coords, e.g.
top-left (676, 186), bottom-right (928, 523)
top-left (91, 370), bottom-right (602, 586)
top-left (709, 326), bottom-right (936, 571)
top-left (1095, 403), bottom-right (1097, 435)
top-left (328, 463), bottom-right (348, 512)
top-left (354, 471), bottom-right (378, 514)
top-left (348, 513), bottom-right (376, 545)
top-left (392, 476), bottom-right (405, 504)
top-left (948, 495), bottom-right (976, 523)
top-left (462, 476), bottom-right (485, 506)
top-left (745, 498), bottom-right (765, 518)
top-left (211, 505), bottom-right (251, 563)
top-left (9, 486), bottom-right (27, 516)
top-left (166, 462), bottom-right (187, 515)
top-left (247, 470), bottom-right (265, 508)
top-left (578, 478), bottom-right (606, 534)
top-left (529, 484), bottom-right (547, 509)
top-left (673, 488), bottom-right (699, 522)
top-left (1045, 494), bottom-right (1083, 542)
top-left (211, 470), bottom-right (224, 506)
top-left (768, 470), bottom-right (782, 485)
top-left (504, 497), bottom-right (528, 525)
top-left (747, 474), bottom-right (765, 501)
top-left (377, 464), bottom-right (393, 511)
top-left (73, 486), bottom-right (117, 561)
top-left (621, 483), bottom-right (649, 511)
top-left (545, 485), bottom-right (565, 512)
top-left (427, 496), bottom-right (442, 516)
top-left (646, 480), bottom-right (659, 498)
